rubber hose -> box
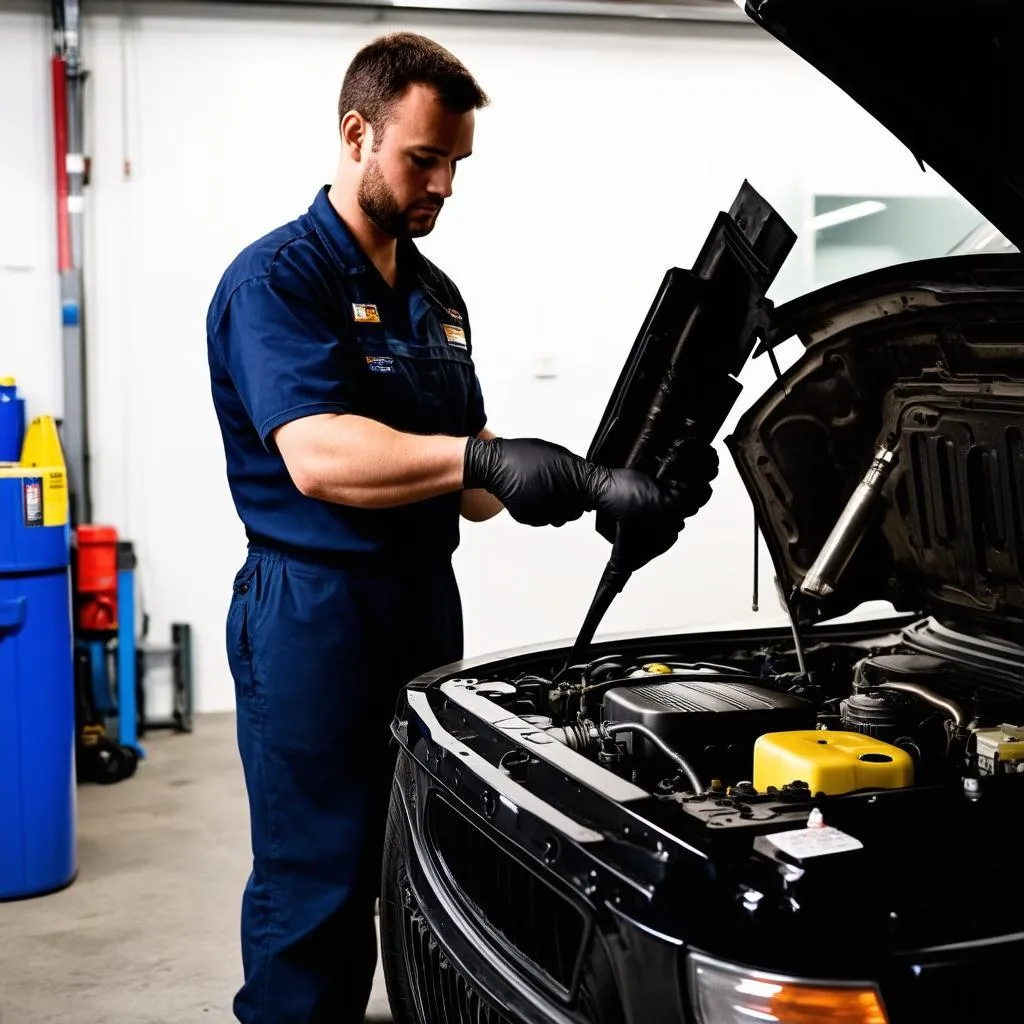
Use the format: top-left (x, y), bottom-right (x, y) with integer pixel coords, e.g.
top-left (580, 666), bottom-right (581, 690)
top-left (603, 722), bottom-right (705, 796)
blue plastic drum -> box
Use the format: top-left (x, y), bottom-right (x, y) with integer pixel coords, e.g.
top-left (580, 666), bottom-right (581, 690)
top-left (0, 379), bottom-right (26, 463)
top-left (0, 470), bottom-right (76, 899)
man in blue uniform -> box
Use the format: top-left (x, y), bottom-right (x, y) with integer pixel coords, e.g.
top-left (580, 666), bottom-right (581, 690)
top-left (207, 32), bottom-right (718, 1024)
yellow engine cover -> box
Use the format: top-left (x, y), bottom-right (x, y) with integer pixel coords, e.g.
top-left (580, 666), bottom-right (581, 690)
top-left (753, 730), bottom-right (914, 796)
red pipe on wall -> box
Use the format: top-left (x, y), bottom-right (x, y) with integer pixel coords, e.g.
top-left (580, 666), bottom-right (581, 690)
top-left (51, 55), bottom-right (72, 273)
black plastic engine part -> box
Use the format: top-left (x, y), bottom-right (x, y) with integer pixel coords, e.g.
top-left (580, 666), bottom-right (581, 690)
top-left (840, 688), bottom-right (919, 744)
top-left (854, 653), bottom-right (953, 687)
top-left (852, 652), bottom-right (970, 730)
top-left (562, 180), bottom-right (798, 674)
top-left (601, 679), bottom-right (814, 781)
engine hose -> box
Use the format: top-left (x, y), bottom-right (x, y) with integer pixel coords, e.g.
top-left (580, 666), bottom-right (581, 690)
top-left (877, 682), bottom-right (966, 730)
top-left (602, 722), bottom-right (705, 797)
top-left (543, 722), bottom-right (600, 753)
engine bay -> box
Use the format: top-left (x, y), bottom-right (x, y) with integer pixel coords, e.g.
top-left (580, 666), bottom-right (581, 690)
top-left (443, 618), bottom-right (1024, 822)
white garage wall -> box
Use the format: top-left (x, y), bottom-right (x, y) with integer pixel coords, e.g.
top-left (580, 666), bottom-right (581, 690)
top-left (0, 7), bottom-right (62, 421)
top-left (2, 2), bottom-right (974, 712)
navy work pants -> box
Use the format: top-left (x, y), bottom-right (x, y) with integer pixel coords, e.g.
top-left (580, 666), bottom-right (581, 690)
top-left (226, 545), bottom-right (463, 1023)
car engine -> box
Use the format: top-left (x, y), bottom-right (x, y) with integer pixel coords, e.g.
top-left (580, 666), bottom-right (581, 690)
top-left (457, 619), bottom-right (1024, 808)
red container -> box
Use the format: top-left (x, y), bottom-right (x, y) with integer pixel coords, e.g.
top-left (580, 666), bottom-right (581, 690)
top-left (75, 524), bottom-right (119, 632)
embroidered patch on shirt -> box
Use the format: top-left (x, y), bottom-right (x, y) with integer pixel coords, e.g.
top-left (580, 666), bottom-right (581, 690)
top-left (443, 324), bottom-right (467, 348)
top-left (445, 307), bottom-right (464, 322)
top-left (365, 356), bottom-right (394, 374)
top-left (352, 303), bottom-right (381, 324)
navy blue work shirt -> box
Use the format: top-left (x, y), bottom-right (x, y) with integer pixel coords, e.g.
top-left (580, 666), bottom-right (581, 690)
top-left (207, 186), bottom-right (487, 564)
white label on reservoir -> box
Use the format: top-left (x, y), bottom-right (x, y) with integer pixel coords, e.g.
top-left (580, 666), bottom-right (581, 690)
top-left (762, 826), bottom-right (863, 860)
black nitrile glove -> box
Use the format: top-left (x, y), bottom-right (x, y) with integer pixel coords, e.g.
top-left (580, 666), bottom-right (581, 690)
top-left (596, 442), bottom-right (720, 572)
top-left (463, 436), bottom-right (685, 528)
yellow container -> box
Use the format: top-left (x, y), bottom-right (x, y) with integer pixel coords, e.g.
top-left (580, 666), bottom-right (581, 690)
top-left (0, 416), bottom-right (68, 527)
top-left (753, 730), bottom-right (914, 796)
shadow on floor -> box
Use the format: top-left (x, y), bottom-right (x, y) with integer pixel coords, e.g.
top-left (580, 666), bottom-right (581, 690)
top-left (0, 713), bottom-right (394, 1024)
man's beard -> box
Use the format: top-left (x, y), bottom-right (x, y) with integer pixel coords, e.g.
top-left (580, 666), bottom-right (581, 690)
top-left (357, 158), bottom-right (439, 239)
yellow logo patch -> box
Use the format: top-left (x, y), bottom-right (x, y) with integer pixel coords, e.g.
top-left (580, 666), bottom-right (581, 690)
top-left (443, 324), bottom-right (467, 348)
top-left (352, 303), bottom-right (380, 324)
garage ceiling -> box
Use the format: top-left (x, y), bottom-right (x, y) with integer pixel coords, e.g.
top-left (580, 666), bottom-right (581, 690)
top-left (207, 0), bottom-right (749, 24)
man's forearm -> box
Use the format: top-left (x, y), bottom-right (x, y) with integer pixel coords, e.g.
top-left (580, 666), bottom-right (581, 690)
top-left (274, 413), bottom-right (469, 508)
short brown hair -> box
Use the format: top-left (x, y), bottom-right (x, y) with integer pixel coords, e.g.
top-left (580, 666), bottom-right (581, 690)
top-left (338, 32), bottom-right (489, 146)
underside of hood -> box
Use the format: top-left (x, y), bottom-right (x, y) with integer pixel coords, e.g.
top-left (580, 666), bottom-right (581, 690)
top-left (744, 0), bottom-right (1024, 250)
top-left (727, 255), bottom-right (1024, 637)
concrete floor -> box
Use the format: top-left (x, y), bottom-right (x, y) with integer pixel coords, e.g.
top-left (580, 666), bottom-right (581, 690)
top-left (0, 713), bottom-right (393, 1024)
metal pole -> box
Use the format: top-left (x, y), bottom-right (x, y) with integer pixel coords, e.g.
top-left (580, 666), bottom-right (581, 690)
top-left (51, 0), bottom-right (92, 526)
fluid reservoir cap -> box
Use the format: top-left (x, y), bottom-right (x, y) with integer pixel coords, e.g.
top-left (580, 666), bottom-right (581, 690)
top-left (641, 663), bottom-right (673, 675)
top-left (841, 688), bottom-right (916, 728)
top-left (0, 377), bottom-right (15, 388)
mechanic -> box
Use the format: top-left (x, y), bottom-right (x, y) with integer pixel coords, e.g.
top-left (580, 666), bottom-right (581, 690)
top-left (206, 31), bottom-right (718, 1024)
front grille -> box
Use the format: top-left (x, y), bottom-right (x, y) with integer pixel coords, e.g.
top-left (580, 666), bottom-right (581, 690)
top-left (403, 901), bottom-right (514, 1024)
top-left (427, 795), bottom-right (588, 994)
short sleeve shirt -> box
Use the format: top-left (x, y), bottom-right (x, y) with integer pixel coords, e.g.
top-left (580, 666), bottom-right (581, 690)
top-left (206, 186), bottom-right (487, 563)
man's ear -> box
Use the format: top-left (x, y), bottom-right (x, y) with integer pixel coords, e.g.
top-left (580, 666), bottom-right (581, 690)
top-left (340, 111), bottom-right (369, 161)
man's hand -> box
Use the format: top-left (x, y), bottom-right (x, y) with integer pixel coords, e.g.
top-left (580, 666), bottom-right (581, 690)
top-left (463, 437), bottom-right (684, 528)
top-left (595, 441), bottom-right (719, 571)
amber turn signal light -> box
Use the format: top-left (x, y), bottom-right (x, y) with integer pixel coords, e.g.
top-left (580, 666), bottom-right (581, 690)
top-left (688, 953), bottom-right (889, 1024)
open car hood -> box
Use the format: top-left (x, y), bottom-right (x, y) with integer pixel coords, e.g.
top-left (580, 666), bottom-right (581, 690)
top-left (743, 0), bottom-right (1024, 249)
top-left (728, 255), bottom-right (1024, 636)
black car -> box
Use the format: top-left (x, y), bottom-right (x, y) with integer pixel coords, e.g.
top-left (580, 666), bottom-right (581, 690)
top-left (380, 3), bottom-right (1024, 1021)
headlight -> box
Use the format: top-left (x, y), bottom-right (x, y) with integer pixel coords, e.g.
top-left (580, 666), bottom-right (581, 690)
top-left (688, 953), bottom-right (888, 1024)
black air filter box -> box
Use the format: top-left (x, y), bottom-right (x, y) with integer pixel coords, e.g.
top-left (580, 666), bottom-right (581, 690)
top-left (602, 679), bottom-right (814, 781)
